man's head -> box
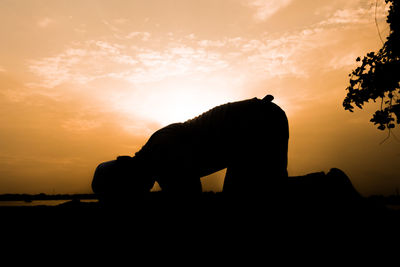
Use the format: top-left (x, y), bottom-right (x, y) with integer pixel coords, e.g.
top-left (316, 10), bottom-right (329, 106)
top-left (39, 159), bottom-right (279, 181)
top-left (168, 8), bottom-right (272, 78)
top-left (92, 156), bottom-right (154, 202)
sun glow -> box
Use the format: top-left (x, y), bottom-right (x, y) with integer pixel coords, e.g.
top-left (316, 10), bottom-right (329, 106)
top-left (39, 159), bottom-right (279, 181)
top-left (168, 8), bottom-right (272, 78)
top-left (133, 87), bottom-right (231, 126)
top-left (114, 76), bottom-right (241, 127)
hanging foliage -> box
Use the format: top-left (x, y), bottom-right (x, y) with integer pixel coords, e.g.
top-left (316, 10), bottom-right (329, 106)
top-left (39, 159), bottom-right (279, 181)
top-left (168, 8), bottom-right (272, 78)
top-left (343, 0), bottom-right (400, 130)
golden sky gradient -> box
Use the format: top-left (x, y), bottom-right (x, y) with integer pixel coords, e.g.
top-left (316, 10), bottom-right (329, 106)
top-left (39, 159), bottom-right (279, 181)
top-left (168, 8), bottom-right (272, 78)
top-left (0, 0), bottom-right (399, 196)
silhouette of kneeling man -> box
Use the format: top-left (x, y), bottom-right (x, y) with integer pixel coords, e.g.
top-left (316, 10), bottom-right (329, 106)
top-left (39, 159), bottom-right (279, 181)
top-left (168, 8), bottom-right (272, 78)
top-left (92, 94), bottom-right (362, 205)
top-left (92, 94), bottom-right (289, 202)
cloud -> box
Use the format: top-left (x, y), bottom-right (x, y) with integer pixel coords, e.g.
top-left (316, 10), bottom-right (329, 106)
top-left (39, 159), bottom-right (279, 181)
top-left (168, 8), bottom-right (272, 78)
top-left (102, 19), bottom-right (121, 32)
top-left (27, 41), bottom-right (138, 88)
top-left (1, 88), bottom-right (32, 103)
top-left (126, 31), bottom-right (151, 41)
top-left (27, 37), bottom-right (230, 88)
top-left (246, 0), bottom-right (293, 21)
top-left (25, 33), bottom-right (303, 92)
top-left (28, 51), bottom-right (90, 88)
top-left (113, 18), bottom-right (129, 25)
top-left (327, 52), bottom-right (359, 70)
top-left (0, 66), bottom-right (5, 72)
top-left (240, 2), bottom-right (390, 76)
top-left (317, 0), bottom-right (389, 27)
top-left (37, 17), bottom-right (54, 28)
top-left (26, 8), bottom-right (384, 106)
top-left (27, 22), bottom-right (362, 92)
top-left (321, 8), bottom-right (377, 26)
top-left (197, 39), bottom-right (226, 48)
top-left (121, 46), bottom-right (229, 84)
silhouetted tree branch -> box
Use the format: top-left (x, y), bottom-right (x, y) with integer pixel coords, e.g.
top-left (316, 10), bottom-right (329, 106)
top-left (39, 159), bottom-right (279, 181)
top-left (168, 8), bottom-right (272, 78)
top-left (343, 0), bottom-right (400, 131)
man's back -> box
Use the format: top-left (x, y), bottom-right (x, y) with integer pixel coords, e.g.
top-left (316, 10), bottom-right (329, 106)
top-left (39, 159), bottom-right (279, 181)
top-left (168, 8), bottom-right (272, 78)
top-left (135, 97), bottom-right (288, 178)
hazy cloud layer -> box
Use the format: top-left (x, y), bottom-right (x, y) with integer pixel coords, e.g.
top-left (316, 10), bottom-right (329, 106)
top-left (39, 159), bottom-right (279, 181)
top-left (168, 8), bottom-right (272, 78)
top-left (246, 0), bottom-right (293, 21)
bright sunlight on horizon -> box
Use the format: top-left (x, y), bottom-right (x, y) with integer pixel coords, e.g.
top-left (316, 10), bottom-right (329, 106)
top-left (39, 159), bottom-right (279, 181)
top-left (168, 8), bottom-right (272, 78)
top-left (1, 0), bottom-right (399, 196)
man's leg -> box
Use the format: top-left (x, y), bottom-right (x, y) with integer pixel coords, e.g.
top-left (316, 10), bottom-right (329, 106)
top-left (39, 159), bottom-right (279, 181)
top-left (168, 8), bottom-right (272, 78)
top-left (222, 150), bottom-right (288, 199)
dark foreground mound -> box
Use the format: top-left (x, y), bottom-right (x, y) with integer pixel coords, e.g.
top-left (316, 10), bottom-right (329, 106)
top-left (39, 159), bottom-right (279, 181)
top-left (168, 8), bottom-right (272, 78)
top-left (1, 191), bottom-right (400, 261)
top-left (1, 190), bottom-right (398, 230)
top-left (1, 170), bottom-right (399, 248)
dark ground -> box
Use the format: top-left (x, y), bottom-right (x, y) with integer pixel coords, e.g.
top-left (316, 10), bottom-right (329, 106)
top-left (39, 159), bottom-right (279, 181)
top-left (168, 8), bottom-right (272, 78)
top-left (1, 192), bottom-right (399, 261)
top-left (1, 191), bottom-right (399, 232)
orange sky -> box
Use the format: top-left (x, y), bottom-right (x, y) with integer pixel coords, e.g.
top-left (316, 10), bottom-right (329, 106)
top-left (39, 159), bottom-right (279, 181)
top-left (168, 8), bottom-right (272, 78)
top-left (0, 0), bottom-right (399, 196)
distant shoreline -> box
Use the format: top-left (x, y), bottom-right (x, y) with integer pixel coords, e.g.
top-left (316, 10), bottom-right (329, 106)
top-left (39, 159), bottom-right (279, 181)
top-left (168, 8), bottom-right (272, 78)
top-left (0, 191), bottom-right (399, 205)
top-left (0, 193), bottom-right (97, 202)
